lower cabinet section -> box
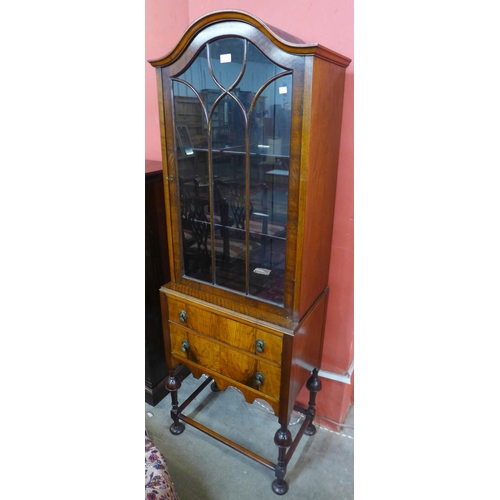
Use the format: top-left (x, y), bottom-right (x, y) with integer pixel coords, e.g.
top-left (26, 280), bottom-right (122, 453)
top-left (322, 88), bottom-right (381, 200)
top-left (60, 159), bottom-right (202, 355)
top-left (166, 289), bottom-right (284, 406)
top-left (159, 285), bottom-right (330, 496)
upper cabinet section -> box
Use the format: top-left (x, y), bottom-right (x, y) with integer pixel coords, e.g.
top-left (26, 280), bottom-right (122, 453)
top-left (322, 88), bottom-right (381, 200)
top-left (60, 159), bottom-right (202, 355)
top-left (149, 11), bottom-right (350, 326)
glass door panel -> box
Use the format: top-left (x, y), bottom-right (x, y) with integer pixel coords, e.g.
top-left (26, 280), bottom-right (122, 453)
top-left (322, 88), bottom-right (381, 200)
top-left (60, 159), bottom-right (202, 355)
top-left (212, 178), bottom-right (248, 293)
top-left (169, 37), bottom-right (293, 306)
top-left (172, 80), bottom-right (211, 283)
top-left (211, 94), bottom-right (247, 293)
top-left (247, 74), bottom-right (291, 305)
top-left (208, 38), bottom-right (246, 91)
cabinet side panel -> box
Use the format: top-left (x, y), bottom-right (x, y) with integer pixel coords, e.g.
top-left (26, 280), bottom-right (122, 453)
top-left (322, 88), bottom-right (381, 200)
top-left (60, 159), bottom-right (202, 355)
top-left (283, 289), bottom-right (328, 423)
top-left (299, 58), bottom-right (347, 318)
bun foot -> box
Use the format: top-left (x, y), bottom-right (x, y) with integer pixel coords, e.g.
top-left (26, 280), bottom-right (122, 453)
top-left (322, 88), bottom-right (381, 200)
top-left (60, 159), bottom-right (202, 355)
top-left (272, 479), bottom-right (289, 495)
top-left (304, 422), bottom-right (317, 436)
top-left (170, 422), bottom-right (185, 435)
top-left (210, 381), bottom-right (221, 392)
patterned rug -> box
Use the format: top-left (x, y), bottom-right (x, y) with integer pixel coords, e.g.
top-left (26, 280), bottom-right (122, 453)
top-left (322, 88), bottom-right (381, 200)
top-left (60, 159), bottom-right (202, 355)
top-left (145, 434), bottom-right (180, 500)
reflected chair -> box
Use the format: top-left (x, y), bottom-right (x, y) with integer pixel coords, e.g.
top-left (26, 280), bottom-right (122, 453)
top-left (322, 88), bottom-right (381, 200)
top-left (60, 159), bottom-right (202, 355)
top-left (214, 179), bottom-right (286, 267)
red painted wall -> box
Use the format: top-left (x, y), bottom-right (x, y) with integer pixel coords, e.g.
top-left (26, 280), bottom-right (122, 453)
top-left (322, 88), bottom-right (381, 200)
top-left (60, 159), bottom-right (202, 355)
top-left (145, 0), bottom-right (354, 429)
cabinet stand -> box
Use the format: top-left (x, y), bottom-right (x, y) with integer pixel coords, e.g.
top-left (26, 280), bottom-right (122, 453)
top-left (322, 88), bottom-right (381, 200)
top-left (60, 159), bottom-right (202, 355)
top-left (166, 367), bottom-right (322, 495)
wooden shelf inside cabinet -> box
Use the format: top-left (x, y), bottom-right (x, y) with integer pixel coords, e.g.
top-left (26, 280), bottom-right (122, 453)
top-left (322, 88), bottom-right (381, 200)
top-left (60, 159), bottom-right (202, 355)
top-left (149, 10), bottom-right (350, 494)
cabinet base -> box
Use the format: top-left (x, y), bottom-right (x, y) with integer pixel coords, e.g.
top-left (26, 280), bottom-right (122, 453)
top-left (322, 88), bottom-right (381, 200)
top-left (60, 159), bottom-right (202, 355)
top-left (166, 369), bottom-right (321, 495)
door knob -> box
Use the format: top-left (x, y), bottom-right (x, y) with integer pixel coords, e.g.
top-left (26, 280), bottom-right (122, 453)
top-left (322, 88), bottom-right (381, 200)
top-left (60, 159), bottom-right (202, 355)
top-left (181, 340), bottom-right (190, 352)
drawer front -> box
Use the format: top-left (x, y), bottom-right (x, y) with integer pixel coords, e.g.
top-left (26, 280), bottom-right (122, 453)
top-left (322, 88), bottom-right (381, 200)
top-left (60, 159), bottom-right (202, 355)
top-left (253, 330), bottom-right (282, 365)
top-left (167, 296), bottom-right (282, 365)
top-left (170, 324), bottom-right (221, 373)
top-left (170, 324), bottom-right (281, 399)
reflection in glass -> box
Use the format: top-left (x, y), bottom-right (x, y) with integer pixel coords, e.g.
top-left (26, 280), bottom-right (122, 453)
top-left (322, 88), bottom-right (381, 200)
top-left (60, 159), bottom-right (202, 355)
top-left (172, 81), bottom-right (211, 283)
top-left (167, 37), bottom-right (292, 306)
top-left (208, 38), bottom-right (246, 91)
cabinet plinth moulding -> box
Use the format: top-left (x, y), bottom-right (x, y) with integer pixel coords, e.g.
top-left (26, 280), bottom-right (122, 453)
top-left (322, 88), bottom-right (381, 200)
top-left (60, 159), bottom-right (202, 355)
top-left (149, 9), bottom-right (350, 494)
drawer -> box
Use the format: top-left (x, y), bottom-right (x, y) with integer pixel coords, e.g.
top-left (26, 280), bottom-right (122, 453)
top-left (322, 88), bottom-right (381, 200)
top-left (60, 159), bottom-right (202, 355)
top-left (170, 324), bottom-right (281, 400)
top-left (167, 296), bottom-right (282, 365)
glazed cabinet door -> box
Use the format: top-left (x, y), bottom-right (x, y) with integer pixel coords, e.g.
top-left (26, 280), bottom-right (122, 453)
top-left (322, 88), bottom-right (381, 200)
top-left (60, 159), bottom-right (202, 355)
top-left (162, 34), bottom-right (297, 309)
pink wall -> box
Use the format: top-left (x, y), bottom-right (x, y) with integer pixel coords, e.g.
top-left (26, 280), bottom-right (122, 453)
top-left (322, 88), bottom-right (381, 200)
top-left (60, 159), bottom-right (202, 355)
top-left (145, 2), bottom-right (188, 161)
top-left (146, 0), bottom-right (354, 428)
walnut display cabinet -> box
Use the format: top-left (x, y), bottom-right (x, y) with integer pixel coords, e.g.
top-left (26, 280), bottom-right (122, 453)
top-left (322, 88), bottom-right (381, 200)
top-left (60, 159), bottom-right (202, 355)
top-left (149, 10), bottom-right (350, 494)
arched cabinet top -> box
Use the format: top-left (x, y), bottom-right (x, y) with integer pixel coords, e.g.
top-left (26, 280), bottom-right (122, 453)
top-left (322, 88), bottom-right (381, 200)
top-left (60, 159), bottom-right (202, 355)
top-left (148, 10), bottom-right (351, 69)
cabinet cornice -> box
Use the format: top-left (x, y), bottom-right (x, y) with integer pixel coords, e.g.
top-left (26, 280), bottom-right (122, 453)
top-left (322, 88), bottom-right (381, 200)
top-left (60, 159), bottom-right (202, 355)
top-left (148, 10), bottom-right (351, 68)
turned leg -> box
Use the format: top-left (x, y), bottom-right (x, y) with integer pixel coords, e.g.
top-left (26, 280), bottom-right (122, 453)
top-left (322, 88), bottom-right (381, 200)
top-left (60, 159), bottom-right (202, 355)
top-left (305, 368), bottom-right (322, 436)
top-left (166, 372), bottom-right (185, 435)
top-left (272, 425), bottom-right (292, 495)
